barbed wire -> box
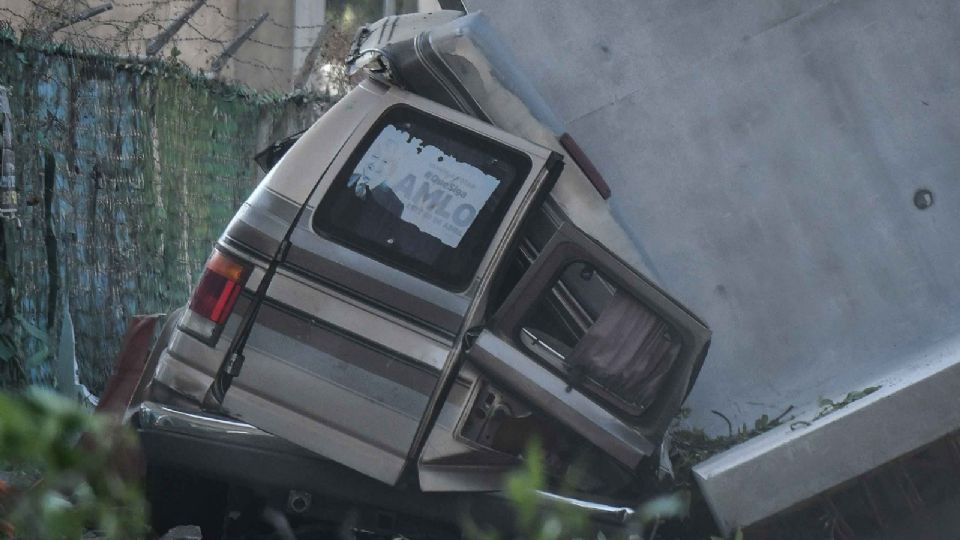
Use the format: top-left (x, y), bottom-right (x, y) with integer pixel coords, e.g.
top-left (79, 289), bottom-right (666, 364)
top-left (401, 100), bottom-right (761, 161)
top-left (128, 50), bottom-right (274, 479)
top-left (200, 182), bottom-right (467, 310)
top-left (0, 0), bottom-right (369, 94)
top-left (190, 3), bottom-right (327, 31)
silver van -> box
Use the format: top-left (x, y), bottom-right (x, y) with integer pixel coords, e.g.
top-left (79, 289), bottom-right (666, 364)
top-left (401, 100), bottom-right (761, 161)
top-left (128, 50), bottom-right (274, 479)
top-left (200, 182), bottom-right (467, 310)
top-left (133, 11), bottom-right (710, 538)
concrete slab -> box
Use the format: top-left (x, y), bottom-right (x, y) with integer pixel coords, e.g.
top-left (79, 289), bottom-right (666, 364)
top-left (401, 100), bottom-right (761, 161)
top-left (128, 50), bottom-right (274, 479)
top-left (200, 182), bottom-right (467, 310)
top-left (463, 0), bottom-right (960, 437)
top-left (694, 334), bottom-right (960, 533)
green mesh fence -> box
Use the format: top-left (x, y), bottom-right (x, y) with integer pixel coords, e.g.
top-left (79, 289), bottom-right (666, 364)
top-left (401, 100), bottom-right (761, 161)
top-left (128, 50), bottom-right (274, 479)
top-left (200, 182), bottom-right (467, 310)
top-left (0, 31), bottom-right (324, 390)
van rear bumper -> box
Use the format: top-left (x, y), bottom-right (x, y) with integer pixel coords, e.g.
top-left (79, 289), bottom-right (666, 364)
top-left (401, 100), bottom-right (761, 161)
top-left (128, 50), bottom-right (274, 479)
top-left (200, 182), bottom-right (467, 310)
top-left (135, 400), bottom-right (472, 525)
top-left (134, 400), bottom-right (637, 529)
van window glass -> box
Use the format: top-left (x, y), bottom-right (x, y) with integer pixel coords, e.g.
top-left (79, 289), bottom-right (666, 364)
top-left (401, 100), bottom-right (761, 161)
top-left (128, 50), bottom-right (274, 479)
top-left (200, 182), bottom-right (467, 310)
top-left (520, 262), bottom-right (682, 414)
top-left (314, 106), bottom-right (532, 290)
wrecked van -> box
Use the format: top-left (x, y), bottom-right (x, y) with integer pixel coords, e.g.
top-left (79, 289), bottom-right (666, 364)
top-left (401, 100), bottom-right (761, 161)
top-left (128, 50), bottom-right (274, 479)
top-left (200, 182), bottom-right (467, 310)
top-left (127, 11), bottom-right (710, 538)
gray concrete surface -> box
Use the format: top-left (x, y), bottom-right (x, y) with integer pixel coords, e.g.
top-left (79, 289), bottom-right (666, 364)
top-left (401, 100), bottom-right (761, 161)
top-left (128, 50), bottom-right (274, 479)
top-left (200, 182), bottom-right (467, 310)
top-left (463, 0), bottom-right (960, 434)
top-left (694, 333), bottom-right (960, 532)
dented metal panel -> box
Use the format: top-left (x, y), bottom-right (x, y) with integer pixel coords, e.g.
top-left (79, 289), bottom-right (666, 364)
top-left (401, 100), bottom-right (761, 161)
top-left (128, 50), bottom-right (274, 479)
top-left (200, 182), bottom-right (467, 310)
top-left (154, 79), bottom-right (567, 485)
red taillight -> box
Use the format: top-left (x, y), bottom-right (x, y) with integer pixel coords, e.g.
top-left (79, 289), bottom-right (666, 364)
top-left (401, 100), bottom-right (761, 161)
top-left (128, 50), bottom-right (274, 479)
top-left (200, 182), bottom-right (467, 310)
top-left (189, 250), bottom-right (249, 325)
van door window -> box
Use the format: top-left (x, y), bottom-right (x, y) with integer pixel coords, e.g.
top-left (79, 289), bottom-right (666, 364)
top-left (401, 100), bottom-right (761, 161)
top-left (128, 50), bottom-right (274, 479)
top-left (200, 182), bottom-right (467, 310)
top-left (520, 262), bottom-right (682, 415)
top-left (314, 105), bottom-right (532, 290)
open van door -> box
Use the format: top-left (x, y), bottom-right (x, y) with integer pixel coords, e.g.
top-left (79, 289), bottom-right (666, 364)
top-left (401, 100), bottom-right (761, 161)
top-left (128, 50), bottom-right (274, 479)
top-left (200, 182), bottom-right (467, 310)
top-left (202, 81), bottom-right (563, 486)
top-left (481, 222), bottom-right (709, 439)
top-left (414, 222), bottom-right (711, 491)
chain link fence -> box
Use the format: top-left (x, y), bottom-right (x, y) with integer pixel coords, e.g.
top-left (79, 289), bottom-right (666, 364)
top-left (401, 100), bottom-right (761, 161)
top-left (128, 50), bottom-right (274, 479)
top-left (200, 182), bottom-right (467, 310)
top-left (0, 23), bottom-right (327, 390)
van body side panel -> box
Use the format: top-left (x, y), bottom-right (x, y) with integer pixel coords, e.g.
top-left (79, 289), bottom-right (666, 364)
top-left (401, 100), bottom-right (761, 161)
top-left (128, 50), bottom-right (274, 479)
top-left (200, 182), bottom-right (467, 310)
top-left (154, 277), bottom-right (259, 403)
top-left (285, 224), bottom-right (470, 336)
top-left (153, 83), bottom-right (387, 403)
top-left (219, 254), bottom-right (453, 484)
top-left (221, 187), bottom-right (470, 339)
top-left (222, 299), bottom-right (438, 484)
top-left (260, 265), bottom-right (452, 371)
top-left (221, 188), bottom-right (299, 257)
top-left (260, 80), bottom-right (387, 205)
top-left (159, 81), bottom-right (559, 486)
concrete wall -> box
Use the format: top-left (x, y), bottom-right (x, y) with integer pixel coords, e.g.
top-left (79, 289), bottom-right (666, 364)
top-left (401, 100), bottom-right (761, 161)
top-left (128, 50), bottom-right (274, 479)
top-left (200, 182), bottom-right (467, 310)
top-left (418, 0), bottom-right (443, 12)
top-left (463, 0), bottom-right (960, 433)
top-left (233, 0), bottom-right (295, 92)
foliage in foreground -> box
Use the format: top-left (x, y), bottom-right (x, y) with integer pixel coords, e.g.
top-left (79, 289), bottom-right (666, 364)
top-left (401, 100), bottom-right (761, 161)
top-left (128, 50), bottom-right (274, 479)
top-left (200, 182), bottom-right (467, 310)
top-left (463, 439), bottom-right (690, 540)
top-left (0, 388), bottom-right (147, 539)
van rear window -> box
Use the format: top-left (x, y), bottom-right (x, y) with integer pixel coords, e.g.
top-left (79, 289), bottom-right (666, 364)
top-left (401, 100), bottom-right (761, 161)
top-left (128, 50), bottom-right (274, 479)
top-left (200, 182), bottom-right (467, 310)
top-left (313, 106), bottom-right (532, 290)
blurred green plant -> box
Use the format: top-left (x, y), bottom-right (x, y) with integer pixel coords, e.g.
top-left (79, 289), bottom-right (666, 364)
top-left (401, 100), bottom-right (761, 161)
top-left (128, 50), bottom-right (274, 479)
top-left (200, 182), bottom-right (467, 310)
top-left (710, 530), bottom-right (743, 540)
top-left (463, 439), bottom-right (689, 540)
top-left (0, 387), bottom-right (147, 539)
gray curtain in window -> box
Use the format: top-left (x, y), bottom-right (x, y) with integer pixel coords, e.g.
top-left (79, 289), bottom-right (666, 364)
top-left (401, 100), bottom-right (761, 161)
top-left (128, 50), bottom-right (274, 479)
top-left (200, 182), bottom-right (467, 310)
top-left (566, 290), bottom-right (680, 411)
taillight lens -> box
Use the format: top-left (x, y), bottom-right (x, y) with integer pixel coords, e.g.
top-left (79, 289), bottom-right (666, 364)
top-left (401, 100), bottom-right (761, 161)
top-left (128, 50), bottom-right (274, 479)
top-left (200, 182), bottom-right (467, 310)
top-left (183, 249), bottom-right (250, 340)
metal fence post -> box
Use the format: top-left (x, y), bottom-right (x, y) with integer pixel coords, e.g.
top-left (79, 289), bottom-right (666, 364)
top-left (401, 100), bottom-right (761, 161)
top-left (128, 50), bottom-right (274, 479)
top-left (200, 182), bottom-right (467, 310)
top-left (210, 12), bottom-right (269, 74)
top-left (146, 0), bottom-right (207, 57)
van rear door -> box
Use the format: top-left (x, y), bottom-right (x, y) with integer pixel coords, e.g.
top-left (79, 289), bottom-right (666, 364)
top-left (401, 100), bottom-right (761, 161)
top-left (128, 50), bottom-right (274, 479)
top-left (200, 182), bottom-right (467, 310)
top-left (216, 82), bottom-right (562, 485)
top-left (413, 223), bottom-right (711, 491)
top-left (464, 223), bottom-right (711, 460)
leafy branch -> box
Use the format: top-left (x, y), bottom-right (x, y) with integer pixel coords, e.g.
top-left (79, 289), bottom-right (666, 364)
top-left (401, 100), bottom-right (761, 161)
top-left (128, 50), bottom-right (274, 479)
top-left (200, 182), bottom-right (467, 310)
top-left (0, 388), bottom-right (147, 539)
top-left (463, 439), bottom-right (689, 540)
top-left (813, 386), bottom-right (880, 421)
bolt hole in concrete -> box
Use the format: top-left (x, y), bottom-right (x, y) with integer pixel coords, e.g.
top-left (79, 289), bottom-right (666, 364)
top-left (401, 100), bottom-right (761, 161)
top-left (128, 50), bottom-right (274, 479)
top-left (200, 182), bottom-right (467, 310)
top-left (287, 490), bottom-right (311, 514)
top-left (914, 188), bottom-right (934, 210)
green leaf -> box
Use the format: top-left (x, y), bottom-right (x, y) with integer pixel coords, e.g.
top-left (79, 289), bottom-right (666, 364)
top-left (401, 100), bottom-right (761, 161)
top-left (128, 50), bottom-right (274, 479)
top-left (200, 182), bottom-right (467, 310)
top-left (848, 386), bottom-right (881, 401)
top-left (636, 492), bottom-right (690, 524)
